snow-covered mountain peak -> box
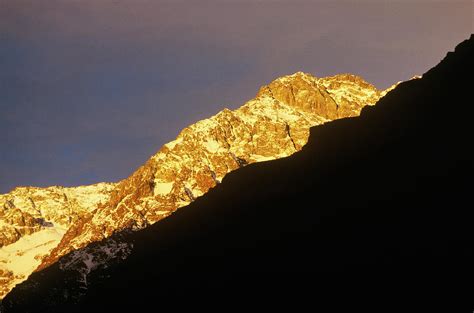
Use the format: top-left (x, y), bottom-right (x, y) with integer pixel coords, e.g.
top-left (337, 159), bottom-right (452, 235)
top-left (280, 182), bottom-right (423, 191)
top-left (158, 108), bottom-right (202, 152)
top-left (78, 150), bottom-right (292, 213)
top-left (0, 72), bottom-right (393, 298)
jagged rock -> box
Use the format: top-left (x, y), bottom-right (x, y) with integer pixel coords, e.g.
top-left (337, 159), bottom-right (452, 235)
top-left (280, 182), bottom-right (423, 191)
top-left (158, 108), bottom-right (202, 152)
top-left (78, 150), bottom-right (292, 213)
top-left (39, 72), bottom-right (388, 272)
top-left (0, 72), bottom-right (392, 299)
top-left (4, 35), bottom-right (472, 313)
top-left (0, 183), bottom-right (115, 298)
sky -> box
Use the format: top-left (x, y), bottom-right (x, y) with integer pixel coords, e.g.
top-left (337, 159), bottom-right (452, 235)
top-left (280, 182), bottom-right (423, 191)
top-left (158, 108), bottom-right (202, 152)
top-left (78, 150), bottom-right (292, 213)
top-left (0, 0), bottom-right (472, 193)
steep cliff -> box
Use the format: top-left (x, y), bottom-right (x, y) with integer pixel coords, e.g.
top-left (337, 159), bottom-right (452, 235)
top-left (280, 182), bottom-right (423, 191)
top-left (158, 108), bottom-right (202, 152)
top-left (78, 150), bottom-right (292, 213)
top-left (2, 35), bottom-right (472, 312)
top-left (0, 72), bottom-right (390, 298)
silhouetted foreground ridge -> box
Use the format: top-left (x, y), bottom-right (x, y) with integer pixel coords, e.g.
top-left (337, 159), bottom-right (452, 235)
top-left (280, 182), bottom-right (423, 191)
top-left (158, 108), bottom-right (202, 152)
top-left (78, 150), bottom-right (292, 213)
top-left (3, 35), bottom-right (474, 312)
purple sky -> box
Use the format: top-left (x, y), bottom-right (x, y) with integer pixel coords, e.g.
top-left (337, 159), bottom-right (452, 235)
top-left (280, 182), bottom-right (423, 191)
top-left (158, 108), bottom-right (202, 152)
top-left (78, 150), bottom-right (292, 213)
top-left (1, 0), bottom-right (472, 193)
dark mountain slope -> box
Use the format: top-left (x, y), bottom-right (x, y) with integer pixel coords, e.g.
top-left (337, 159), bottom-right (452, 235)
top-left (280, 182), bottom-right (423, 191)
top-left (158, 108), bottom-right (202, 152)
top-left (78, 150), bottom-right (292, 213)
top-left (3, 35), bottom-right (474, 312)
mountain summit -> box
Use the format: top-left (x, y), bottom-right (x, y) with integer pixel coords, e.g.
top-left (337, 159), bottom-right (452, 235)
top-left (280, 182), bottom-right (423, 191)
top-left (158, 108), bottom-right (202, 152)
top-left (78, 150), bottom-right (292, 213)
top-left (0, 72), bottom-right (391, 298)
top-left (3, 34), bottom-right (472, 313)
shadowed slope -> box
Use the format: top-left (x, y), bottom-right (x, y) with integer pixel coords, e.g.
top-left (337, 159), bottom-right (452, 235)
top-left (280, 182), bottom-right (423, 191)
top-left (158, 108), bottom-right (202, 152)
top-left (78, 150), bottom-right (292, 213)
top-left (0, 72), bottom-right (385, 298)
top-left (3, 35), bottom-right (474, 312)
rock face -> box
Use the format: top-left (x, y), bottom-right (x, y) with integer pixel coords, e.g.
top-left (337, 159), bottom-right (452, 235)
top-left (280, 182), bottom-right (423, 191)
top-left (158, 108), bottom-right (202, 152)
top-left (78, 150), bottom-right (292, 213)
top-left (0, 72), bottom-right (390, 298)
top-left (0, 184), bottom-right (115, 247)
top-left (3, 35), bottom-right (472, 313)
top-left (0, 183), bottom-right (114, 298)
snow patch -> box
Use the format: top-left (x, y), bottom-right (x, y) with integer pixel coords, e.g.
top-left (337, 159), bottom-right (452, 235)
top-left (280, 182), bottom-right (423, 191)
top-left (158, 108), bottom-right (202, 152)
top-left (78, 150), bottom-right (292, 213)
top-left (0, 226), bottom-right (66, 297)
top-left (250, 155), bottom-right (276, 162)
top-left (153, 182), bottom-right (174, 196)
top-left (59, 237), bottom-right (133, 286)
top-left (164, 137), bottom-right (183, 150)
top-left (203, 139), bottom-right (222, 153)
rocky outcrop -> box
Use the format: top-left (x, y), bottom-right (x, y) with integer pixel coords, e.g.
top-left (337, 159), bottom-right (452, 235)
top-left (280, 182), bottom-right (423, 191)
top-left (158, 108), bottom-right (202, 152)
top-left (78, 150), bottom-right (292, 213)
top-left (3, 35), bottom-right (472, 313)
top-left (38, 72), bottom-right (389, 273)
top-left (0, 72), bottom-right (391, 298)
top-left (0, 207), bottom-right (40, 247)
top-left (0, 183), bottom-right (115, 298)
top-left (0, 184), bottom-right (116, 245)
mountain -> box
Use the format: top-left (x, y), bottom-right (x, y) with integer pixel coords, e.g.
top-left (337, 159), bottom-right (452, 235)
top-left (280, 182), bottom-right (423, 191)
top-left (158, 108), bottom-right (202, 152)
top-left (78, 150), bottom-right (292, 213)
top-left (0, 183), bottom-right (115, 297)
top-left (0, 73), bottom-right (389, 299)
top-left (3, 35), bottom-right (473, 313)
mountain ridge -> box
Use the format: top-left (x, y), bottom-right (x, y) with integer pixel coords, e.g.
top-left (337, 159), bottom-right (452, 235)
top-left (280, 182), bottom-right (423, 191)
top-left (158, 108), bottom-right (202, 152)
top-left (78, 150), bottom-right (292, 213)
top-left (0, 72), bottom-right (391, 298)
top-left (4, 35), bottom-right (473, 312)
top-left (42, 72), bottom-right (385, 269)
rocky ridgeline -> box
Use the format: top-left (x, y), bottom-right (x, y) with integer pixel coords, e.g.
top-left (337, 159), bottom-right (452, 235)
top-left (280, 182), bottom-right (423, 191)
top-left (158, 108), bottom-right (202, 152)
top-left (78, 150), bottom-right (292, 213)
top-left (0, 183), bottom-right (115, 297)
top-left (0, 184), bottom-right (115, 247)
top-left (0, 72), bottom-right (391, 298)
